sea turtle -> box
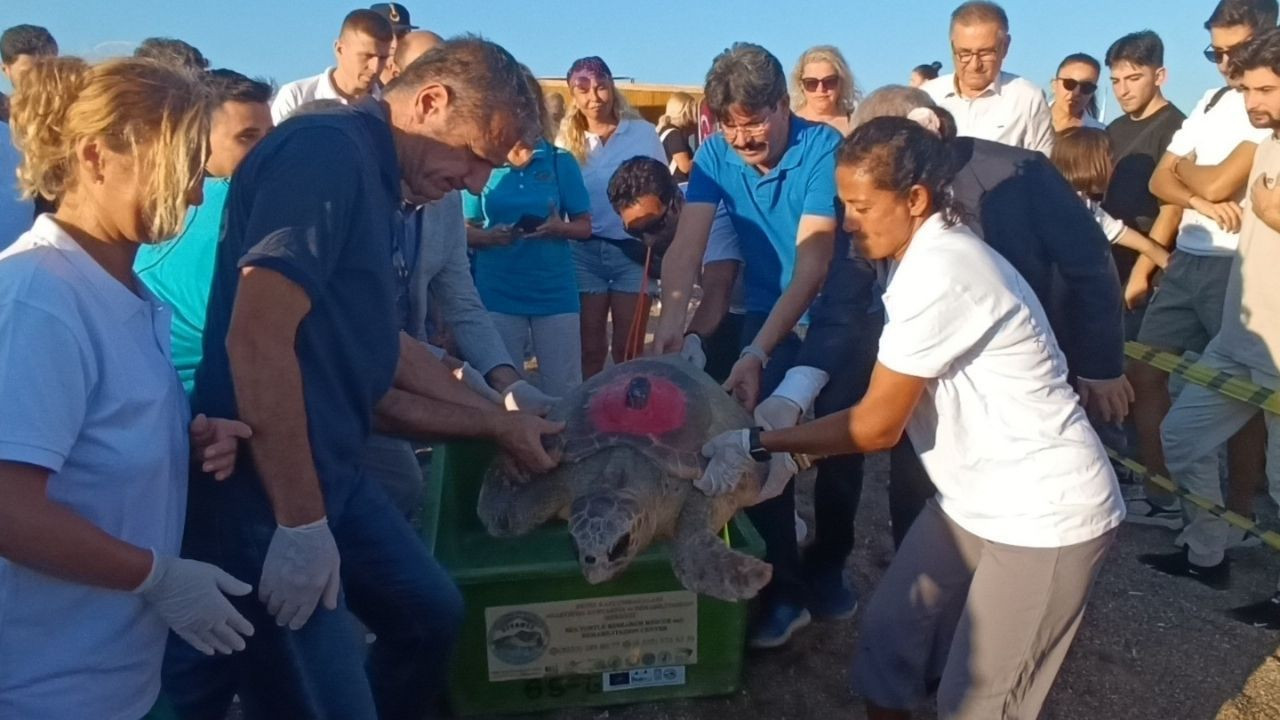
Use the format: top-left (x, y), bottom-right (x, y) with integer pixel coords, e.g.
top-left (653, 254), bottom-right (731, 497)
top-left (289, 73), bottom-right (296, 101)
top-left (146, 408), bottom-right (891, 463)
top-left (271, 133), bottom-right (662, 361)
top-left (477, 354), bottom-right (772, 601)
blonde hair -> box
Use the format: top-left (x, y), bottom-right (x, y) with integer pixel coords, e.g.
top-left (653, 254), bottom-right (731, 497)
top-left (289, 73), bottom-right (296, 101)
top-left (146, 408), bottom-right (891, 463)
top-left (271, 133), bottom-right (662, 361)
top-left (791, 45), bottom-right (860, 116)
top-left (10, 56), bottom-right (211, 242)
top-left (556, 78), bottom-right (642, 164)
top-left (520, 67), bottom-right (556, 143)
top-left (1051, 127), bottom-right (1114, 199)
top-left (658, 92), bottom-right (698, 132)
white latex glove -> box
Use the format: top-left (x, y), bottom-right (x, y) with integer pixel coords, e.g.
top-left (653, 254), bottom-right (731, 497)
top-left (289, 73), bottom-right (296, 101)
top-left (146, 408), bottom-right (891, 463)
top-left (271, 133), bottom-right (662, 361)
top-left (134, 551), bottom-right (255, 655)
top-left (503, 379), bottom-right (559, 417)
top-left (258, 519), bottom-right (341, 631)
top-left (753, 395), bottom-right (804, 503)
top-left (454, 362), bottom-right (504, 405)
top-left (679, 334), bottom-right (707, 370)
top-left (696, 429), bottom-right (755, 496)
top-left (771, 365), bottom-right (830, 415)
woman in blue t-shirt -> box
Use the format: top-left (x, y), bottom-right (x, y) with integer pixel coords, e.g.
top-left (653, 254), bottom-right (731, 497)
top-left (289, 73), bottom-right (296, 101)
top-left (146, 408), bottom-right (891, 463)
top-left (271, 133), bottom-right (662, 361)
top-left (464, 73), bottom-right (592, 396)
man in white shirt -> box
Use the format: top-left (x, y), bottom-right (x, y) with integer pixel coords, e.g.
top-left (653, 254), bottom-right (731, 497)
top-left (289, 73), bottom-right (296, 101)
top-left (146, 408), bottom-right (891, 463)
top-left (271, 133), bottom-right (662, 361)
top-left (922, 1), bottom-right (1055, 154)
top-left (1143, 29), bottom-right (1280, 616)
top-left (1129, 0), bottom-right (1276, 529)
top-left (271, 9), bottom-right (393, 124)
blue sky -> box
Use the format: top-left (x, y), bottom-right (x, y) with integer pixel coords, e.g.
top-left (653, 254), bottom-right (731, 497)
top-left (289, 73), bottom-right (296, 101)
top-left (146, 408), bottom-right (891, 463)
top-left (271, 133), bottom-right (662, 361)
top-left (4, 1), bottom-right (1231, 119)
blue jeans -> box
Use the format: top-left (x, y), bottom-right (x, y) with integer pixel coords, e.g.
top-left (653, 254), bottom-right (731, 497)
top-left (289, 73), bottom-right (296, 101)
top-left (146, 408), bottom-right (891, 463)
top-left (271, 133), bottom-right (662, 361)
top-left (164, 471), bottom-right (463, 720)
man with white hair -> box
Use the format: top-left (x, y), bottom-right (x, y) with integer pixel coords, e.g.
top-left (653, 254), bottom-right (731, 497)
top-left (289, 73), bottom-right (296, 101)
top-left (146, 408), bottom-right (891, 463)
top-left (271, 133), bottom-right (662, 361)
top-left (921, 1), bottom-right (1055, 154)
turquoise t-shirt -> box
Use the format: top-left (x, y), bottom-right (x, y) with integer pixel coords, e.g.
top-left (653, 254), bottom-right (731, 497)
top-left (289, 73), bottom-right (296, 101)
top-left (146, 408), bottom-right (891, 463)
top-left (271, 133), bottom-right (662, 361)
top-left (463, 141), bottom-right (590, 316)
top-left (134, 176), bottom-right (229, 395)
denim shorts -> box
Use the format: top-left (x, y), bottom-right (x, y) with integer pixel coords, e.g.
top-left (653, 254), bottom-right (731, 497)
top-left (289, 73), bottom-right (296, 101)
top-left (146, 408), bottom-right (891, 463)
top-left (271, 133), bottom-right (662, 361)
top-left (572, 237), bottom-right (654, 295)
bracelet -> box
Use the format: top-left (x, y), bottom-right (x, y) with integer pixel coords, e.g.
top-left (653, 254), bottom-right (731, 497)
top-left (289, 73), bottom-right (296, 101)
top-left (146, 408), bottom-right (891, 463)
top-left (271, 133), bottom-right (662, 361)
top-left (739, 344), bottom-right (768, 366)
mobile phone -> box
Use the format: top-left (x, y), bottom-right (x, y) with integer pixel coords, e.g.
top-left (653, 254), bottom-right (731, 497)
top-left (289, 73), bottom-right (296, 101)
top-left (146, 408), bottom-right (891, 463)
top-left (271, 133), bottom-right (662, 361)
top-left (515, 214), bottom-right (546, 233)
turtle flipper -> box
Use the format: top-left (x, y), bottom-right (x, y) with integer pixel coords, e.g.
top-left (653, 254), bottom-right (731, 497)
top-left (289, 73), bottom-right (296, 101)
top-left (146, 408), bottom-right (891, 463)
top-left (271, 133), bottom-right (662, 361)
top-left (477, 460), bottom-right (572, 537)
top-left (671, 483), bottom-right (772, 601)
top-left (671, 521), bottom-right (772, 601)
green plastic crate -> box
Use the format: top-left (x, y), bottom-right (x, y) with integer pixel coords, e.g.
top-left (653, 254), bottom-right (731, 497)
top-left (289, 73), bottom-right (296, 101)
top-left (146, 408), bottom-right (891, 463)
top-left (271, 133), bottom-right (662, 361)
top-left (424, 440), bottom-right (765, 717)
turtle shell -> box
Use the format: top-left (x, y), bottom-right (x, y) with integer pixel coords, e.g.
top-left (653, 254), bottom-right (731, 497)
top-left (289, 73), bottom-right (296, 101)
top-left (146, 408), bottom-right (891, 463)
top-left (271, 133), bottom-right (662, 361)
top-left (548, 354), bottom-right (751, 480)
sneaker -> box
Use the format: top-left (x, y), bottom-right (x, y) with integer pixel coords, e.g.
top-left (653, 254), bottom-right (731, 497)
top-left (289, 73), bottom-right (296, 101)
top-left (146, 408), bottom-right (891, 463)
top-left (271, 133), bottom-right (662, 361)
top-left (1124, 497), bottom-right (1184, 530)
top-left (1227, 592), bottom-right (1280, 629)
top-left (807, 568), bottom-right (859, 621)
top-left (748, 601), bottom-right (811, 649)
top-left (1138, 548), bottom-right (1230, 590)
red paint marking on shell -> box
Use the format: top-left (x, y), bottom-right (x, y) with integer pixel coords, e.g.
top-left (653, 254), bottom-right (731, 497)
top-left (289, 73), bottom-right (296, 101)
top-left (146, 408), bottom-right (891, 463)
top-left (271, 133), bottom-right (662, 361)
top-left (587, 373), bottom-right (686, 436)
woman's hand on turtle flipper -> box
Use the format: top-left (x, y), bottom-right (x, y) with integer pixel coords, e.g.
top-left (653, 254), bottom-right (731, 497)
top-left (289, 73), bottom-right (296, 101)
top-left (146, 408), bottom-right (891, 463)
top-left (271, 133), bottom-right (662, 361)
top-left (496, 412), bottom-right (565, 474)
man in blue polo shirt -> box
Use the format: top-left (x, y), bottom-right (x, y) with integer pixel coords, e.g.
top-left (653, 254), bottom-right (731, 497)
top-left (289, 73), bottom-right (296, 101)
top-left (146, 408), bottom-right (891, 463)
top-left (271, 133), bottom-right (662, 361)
top-left (171, 39), bottom-right (554, 720)
top-left (652, 41), bottom-right (839, 648)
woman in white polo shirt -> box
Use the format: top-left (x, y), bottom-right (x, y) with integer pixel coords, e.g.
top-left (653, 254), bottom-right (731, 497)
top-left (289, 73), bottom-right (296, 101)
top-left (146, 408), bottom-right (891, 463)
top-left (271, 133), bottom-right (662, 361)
top-left (0, 56), bottom-right (253, 720)
top-left (557, 56), bottom-right (665, 379)
top-left (697, 115), bottom-right (1123, 720)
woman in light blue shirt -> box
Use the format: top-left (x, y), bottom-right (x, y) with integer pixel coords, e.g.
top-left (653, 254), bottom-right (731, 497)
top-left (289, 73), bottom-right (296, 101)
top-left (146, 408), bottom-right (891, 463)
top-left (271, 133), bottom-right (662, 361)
top-left (465, 73), bottom-right (592, 396)
top-left (0, 56), bottom-right (250, 720)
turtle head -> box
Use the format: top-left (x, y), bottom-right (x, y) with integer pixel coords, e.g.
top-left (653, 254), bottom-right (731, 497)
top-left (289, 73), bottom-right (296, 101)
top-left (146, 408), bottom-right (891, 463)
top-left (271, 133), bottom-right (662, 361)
top-left (568, 489), bottom-right (655, 584)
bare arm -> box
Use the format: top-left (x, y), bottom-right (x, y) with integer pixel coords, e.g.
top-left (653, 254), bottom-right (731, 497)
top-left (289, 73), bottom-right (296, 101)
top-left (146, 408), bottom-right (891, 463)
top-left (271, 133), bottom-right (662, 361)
top-left (1150, 151), bottom-right (1196, 208)
top-left (685, 260), bottom-right (739, 338)
top-left (0, 461), bottom-right (153, 591)
top-left (671, 152), bottom-right (693, 178)
top-left (530, 212), bottom-right (591, 240)
top-left (760, 363), bottom-right (926, 456)
top-left (652, 202), bottom-right (717, 352)
top-left (393, 332), bottom-right (497, 411)
top-left (227, 267), bottom-right (325, 527)
top-left (1172, 141), bottom-right (1259, 202)
top-left (745, 215), bottom-right (834, 356)
top-left (1114, 227), bottom-right (1171, 269)
top-left (373, 388), bottom-right (501, 440)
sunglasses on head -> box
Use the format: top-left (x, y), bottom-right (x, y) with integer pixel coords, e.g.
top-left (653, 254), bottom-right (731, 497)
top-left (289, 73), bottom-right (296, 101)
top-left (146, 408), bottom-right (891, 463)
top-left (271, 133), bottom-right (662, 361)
top-left (801, 75), bottom-right (839, 92)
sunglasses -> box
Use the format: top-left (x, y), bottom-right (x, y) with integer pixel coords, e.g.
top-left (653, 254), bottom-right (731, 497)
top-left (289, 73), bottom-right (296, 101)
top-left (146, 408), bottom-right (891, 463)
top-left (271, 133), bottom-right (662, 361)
top-left (625, 201), bottom-right (676, 238)
top-left (1203, 41), bottom-right (1248, 64)
top-left (801, 75), bottom-right (840, 92)
top-left (1057, 77), bottom-right (1097, 95)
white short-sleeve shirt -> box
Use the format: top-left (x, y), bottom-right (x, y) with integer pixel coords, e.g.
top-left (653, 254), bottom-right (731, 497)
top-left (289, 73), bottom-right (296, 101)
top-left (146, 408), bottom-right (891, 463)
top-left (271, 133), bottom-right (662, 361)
top-left (564, 117), bottom-right (666, 241)
top-left (1080, 194), bottom-right (1127, 244)
top-left (923, 71), bottom-right (1056, 155)
top-left (1165, 87), bottom-right (1272, 256)
top-left (877, 214), bottom-right (1123, 548)
top-left (270, 67), bottom-right (383, 124)
top-left (0, 216), bottom-right (189, 720)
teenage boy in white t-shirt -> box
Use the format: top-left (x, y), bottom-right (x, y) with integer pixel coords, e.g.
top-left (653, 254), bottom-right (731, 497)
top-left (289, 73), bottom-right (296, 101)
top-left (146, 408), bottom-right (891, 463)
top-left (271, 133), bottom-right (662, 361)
top-left (1130, 0), bottom-right (1276, 528)
top-left (698, 116), bottom-right (1122, 720)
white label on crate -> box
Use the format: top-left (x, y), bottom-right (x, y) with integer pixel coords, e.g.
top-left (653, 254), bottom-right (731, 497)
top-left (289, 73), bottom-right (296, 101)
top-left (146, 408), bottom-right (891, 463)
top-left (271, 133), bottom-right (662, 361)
top-left (602, 665), bottom-right (687, 692)
top-left (483, 591), bottom-right (698, 682)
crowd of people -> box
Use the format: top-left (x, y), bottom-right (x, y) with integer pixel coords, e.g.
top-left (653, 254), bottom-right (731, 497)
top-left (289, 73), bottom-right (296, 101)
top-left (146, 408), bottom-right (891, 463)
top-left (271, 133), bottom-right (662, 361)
top-left (3, 0), bottom-right (1280, 718)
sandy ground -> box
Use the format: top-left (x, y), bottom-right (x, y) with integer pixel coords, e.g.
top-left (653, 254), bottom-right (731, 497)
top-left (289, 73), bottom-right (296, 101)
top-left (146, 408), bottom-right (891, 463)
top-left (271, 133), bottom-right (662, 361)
top-left (529, 453), bottom-right (1280, 720)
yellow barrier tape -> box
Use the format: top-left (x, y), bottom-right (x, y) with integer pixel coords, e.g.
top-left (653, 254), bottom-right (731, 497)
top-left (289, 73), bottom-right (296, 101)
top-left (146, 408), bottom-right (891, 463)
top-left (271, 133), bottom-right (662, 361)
top-left (1107, 448), bottom-right (1280, 552)
top-left (1125, 341), bottom-right (1280, 414)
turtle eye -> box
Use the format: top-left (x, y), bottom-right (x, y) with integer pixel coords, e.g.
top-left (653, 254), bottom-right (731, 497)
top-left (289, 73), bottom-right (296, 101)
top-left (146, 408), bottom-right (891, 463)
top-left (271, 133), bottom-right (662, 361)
top-left (608, 533), bottom-right (631, 562)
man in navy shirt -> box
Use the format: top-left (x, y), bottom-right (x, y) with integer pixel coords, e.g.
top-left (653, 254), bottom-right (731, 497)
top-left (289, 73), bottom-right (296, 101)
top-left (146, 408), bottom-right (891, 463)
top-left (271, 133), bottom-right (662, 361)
top-left (652, 42), bottom-right (840, 648)
top-left (170, 39), bottom-right (556, 720)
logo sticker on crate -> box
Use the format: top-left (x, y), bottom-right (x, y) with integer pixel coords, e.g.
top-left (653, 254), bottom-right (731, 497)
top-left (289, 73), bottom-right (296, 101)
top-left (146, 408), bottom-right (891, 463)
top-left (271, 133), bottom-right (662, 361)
top-left (484, 591), bottom-right (698, 682)
top-left (602, 666), bottom-right (687, 692)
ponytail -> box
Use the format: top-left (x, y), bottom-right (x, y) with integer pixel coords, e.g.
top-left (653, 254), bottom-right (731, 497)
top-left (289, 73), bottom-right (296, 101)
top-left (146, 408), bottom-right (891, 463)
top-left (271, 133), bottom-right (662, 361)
top-left (838, 115), bottom-right (963, 227)
top-left (10, 56), bottom-right (91, 203)
top-left (9, 56), bottom-right (210, 242)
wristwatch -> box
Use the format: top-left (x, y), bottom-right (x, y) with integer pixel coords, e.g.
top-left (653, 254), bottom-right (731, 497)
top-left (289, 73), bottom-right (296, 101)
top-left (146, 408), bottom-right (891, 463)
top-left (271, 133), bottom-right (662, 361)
top-left (747, 426), bottom-right (771, 462)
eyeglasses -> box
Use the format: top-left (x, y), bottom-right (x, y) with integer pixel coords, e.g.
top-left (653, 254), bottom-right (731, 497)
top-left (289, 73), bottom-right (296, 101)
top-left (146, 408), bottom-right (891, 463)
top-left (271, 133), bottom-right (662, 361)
top-left (801, 75), bottom-right (840, 92)
top-left (1056, 77), bottom-right (1098, 95)
top-left (720, 117), bottom-right (771, 141)
top-left (1203, 41), bottom-right (1249, 64)
top-left (954, 48), bottom-right (1000, 65)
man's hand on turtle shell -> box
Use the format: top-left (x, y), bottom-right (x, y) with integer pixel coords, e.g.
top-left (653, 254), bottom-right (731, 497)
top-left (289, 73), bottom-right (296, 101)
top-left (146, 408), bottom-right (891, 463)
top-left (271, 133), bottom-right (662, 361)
top-left (502, 379), bottom-right (559, 417)
top-left (495, 412), bottom-right (565, 474)
top-left (696, 429), bottom-right (754, 496)
top-left (723, 356), bottom-right (763, 411)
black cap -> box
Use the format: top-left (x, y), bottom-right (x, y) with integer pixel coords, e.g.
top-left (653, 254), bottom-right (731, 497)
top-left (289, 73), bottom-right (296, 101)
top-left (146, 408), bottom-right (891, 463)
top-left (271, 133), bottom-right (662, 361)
top-left (369, 3), bottom-right (418, 32)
